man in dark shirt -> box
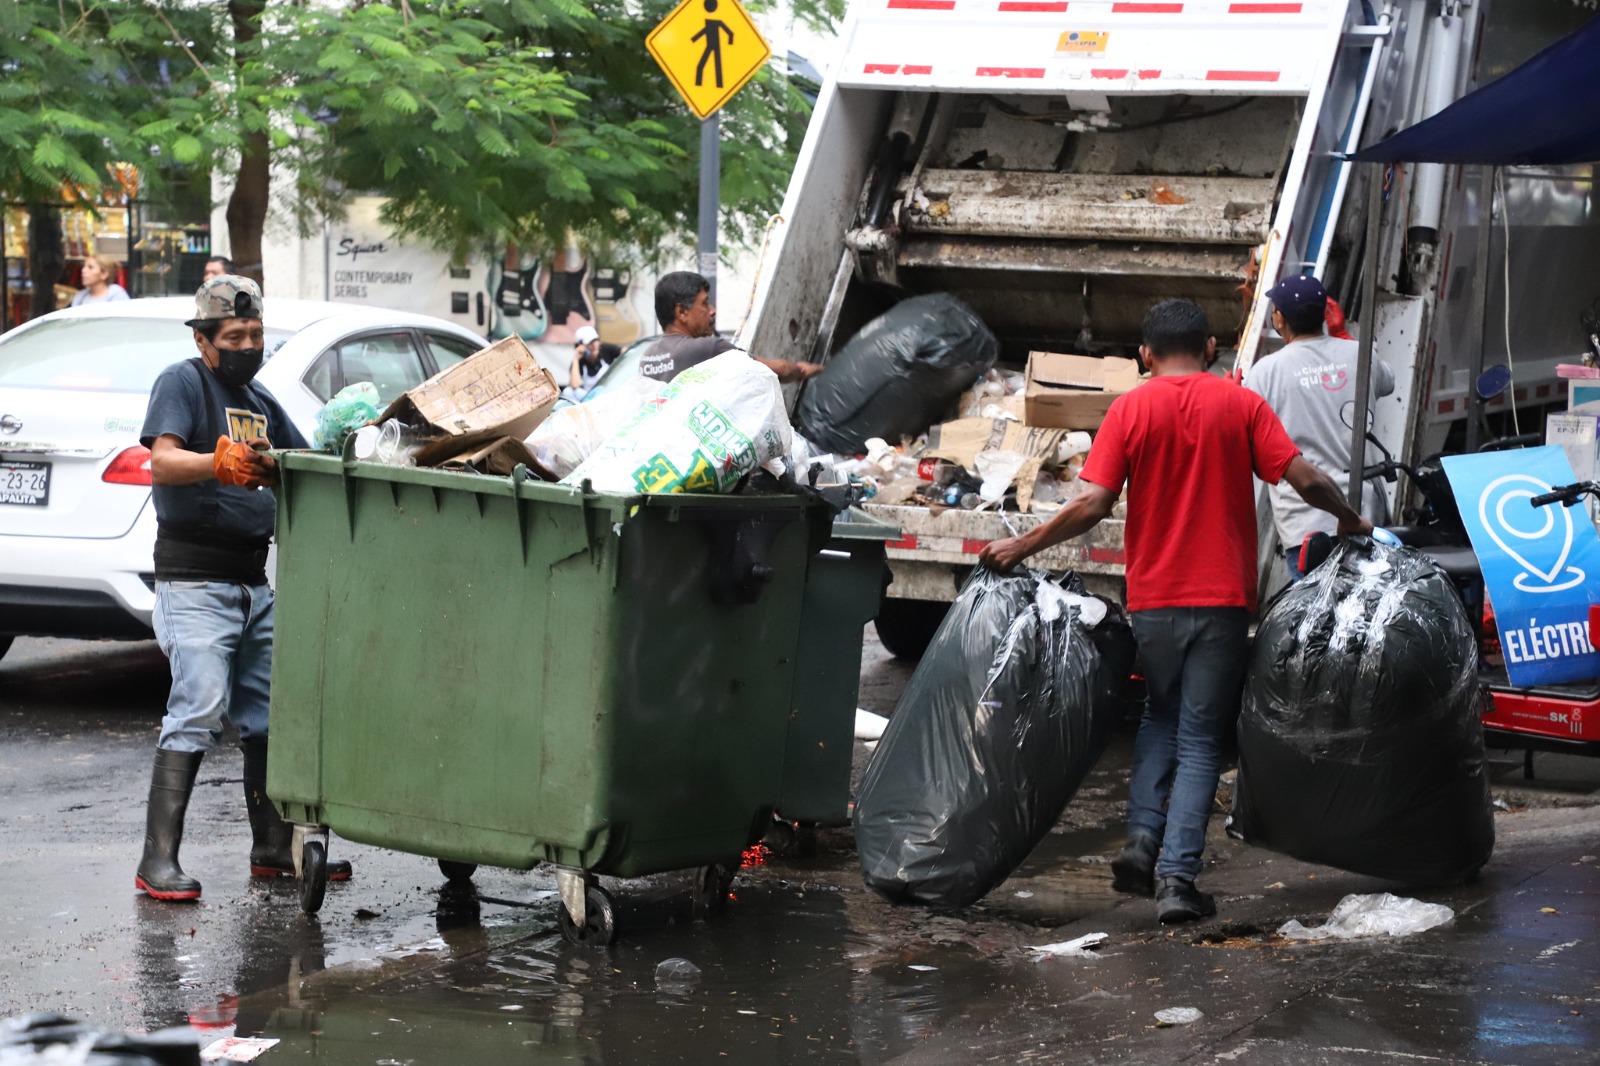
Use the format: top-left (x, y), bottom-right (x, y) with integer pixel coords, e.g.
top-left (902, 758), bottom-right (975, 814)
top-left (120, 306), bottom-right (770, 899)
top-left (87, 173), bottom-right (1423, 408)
top-left (637, 271), bottom-right (823, 384)
top-left (135, 275), bottom-right (351, 901)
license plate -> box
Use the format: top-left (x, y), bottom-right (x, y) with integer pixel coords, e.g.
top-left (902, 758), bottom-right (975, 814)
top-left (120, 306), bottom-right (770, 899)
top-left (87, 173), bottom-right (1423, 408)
top-left (0, 460), bottom-right (50, 506)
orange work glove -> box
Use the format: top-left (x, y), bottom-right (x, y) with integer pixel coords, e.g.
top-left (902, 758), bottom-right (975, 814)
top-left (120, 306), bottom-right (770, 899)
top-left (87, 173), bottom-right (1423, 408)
top-left (213, 436), bottom-right (273, 488)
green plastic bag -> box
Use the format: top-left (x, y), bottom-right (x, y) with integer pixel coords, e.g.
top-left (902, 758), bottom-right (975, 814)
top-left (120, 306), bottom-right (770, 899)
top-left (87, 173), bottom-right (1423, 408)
top-left (314, 381), bottom-right (382, 452)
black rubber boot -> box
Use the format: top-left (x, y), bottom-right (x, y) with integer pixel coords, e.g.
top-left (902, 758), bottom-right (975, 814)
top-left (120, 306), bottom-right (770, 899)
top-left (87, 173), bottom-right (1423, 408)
top-left (135, 749), bottom-right (204, 901)
top-left (243, 739), bottom-right (351, 882)
top-left (1156, 875), bottom-right (1217, 924)
top-left (1110, 833), bottom-right (1159, 897)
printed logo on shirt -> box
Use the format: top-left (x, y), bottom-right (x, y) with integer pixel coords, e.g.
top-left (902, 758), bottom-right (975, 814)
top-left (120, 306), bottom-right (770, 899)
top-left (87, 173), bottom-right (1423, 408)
top-left (1297, 363), bottom-right (1347, 392)
top-left (226, 408), bottom-right (269, 443)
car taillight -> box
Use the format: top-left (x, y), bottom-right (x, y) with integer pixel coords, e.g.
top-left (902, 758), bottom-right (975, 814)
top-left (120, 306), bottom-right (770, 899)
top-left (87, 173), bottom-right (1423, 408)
top-left (103, 445), bottom-right (153, 486)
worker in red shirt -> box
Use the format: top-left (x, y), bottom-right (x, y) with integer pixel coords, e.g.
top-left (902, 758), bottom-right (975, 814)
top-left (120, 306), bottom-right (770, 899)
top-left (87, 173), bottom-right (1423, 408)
top-left (981, 299), bottom-right (1370, 924)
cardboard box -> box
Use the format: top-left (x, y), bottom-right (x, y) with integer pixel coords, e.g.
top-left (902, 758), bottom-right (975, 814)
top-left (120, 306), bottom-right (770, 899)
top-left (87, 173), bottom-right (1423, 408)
top-left (379, 335), bottom-right (560, 466)
top-left (1024, 352), bottom-right (1144, 430)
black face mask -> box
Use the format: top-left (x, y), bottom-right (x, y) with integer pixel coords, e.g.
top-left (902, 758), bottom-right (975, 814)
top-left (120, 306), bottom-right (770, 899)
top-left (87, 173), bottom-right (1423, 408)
top-left (214, 346), bottom-right (265, 387)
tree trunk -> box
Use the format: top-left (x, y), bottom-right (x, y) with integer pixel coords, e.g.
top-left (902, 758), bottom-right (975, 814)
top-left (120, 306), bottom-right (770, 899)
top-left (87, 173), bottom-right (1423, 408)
top-left (27, 205), bottom-right (64, 320)
top-left (225, 0), bottom-right (269, 289)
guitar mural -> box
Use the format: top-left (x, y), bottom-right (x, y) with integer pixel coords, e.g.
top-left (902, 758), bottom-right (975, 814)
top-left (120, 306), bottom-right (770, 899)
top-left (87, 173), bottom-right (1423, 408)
top-left (591, 267), bottom-right (643, 346)
top-left (486, 243), bottom-right (548, 341)
top-left (538, 243), bottom-right (597, 346)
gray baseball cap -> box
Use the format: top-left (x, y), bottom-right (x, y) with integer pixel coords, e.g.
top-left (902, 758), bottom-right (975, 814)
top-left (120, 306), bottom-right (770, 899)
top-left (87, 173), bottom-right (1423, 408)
top-left (186, 275), bottom-right (264, 327)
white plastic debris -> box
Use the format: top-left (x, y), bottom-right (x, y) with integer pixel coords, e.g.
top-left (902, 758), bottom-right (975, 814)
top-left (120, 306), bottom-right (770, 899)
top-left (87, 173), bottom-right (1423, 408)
top-left (201, 1038), bottom-right (279, 1063)
top-left (1028, 931), bottom-right (1107, 958)
top-left (1154, 1007), bottom-right (1204, 1026)
top-left (655, 957), bottom-right (702, 993)
top-left (907, 964), bottom-right (937, 972)
top-left (854, 708), bottom-right (889, 740)
top-left (1277, 892), bottom-right (1454, 941)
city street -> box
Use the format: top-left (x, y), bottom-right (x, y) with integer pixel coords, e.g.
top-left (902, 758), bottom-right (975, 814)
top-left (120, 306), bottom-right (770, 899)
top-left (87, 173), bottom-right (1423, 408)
top-left (2, 634), bottom-right (1599, 1064)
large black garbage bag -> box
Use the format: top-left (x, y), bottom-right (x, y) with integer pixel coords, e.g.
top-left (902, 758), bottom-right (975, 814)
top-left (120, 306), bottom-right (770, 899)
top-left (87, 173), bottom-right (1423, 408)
top-left (855, 568), bottom-right (1135, 907)
top-left (0, 1013), bottom-right (199, 1065)
top-left (797, 293), bottom-right (998, 455)
top-left (1231, 538), bottom-right (1495, 884)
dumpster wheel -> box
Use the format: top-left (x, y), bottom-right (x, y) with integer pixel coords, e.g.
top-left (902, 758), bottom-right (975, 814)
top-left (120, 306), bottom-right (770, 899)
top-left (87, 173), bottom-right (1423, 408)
top-left (438, 859), bottom-right (478, 884)
top-left (300, 840), bottom-right (329, 915)
top-left (558, 886), bottom-right (616, 947)
top-left (692, 861), bottom-right (737, 919)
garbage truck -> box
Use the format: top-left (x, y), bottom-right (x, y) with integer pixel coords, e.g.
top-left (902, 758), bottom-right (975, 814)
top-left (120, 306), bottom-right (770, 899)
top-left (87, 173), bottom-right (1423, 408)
top-left (738, 0), bottom-right (1596, 657)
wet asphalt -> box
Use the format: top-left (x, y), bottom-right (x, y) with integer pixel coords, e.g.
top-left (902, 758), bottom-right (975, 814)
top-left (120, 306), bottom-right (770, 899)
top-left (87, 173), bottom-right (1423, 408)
top-left (1, 634), bottom-right (1598, 1064)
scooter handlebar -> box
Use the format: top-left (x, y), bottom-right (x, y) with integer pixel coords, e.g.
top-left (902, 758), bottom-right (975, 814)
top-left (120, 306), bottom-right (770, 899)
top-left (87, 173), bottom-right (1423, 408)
top-left (1530, 482), bottom-right (1598, 508)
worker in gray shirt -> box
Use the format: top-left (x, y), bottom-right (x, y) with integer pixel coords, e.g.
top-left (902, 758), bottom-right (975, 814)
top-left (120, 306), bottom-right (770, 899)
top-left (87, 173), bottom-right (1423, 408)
top-left (1245, 274), bottom-right (1395, 579)
top-left (639, 271), bottom-right (822, 384)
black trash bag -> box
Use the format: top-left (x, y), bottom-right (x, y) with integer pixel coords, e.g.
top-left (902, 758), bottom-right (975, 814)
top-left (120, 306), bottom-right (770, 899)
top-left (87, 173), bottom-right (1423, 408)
top-left (1231, 538), bottom-right (1495, 884)
top-left (855, 568), bottom-right (1135, 907)
top-left (0, 1013), bottom-right (200, 1065)
top-left (797, 293), bottom-right (999, 455)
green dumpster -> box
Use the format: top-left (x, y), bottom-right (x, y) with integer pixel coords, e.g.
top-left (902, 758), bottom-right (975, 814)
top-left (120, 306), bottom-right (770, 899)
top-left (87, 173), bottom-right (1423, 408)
top-left (266, 453), bottom-right (830, 942)
top-left (777, 508), bottom-right (897, 827)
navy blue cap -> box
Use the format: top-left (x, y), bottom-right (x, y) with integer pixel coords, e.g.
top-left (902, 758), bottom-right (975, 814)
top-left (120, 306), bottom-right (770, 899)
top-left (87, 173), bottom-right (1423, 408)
top-left (1265, 274), bottom-right (1327, 317)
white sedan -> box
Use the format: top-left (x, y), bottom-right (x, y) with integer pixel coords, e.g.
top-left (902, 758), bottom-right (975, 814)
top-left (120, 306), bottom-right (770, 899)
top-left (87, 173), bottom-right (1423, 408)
top-left (0, 297), bottom-right (488, 661)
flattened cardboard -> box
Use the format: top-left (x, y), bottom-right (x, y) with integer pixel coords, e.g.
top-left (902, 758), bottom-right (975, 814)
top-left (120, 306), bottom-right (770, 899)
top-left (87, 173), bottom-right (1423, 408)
top-left (441, 436), bottom-right (555, 479)
top-left (379, 335), bottom-right (560, 465)
top-left (927, 417), bottom-right (1064, 468)
top-left (1024, 352), bottom-right (1144, 430)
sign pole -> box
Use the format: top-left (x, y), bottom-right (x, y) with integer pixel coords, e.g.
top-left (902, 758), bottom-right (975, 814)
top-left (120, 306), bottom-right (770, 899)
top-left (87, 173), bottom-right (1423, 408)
top-left (698, 113), bottom-right (720, 307)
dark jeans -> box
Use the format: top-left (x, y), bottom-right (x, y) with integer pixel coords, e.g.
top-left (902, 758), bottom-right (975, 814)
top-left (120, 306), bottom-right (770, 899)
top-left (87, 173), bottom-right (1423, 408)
top-left (1126, 607), bottom-right (1251, 880)
top-left (1284, 546), bottom-right (1305, 582)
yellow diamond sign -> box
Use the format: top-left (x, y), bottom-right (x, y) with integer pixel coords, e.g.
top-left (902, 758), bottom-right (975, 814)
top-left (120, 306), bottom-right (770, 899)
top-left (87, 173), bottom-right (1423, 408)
top-left (647, 0), bottom-right (771, 120)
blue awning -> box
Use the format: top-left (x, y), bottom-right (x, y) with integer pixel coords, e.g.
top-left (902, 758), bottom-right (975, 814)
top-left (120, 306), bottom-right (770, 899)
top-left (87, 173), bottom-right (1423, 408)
top-left (1351, 14), bottom-right (1600, 165)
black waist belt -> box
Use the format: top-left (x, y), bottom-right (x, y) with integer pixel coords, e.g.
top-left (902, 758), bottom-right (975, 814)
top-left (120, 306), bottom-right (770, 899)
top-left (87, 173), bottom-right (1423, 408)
top-left (154, 529), bottom-right (271, 585)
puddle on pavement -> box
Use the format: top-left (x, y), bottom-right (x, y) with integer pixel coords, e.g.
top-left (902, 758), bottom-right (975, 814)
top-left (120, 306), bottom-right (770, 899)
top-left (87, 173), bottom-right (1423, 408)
top-left (250, 879), bottom-right (1080, 1065)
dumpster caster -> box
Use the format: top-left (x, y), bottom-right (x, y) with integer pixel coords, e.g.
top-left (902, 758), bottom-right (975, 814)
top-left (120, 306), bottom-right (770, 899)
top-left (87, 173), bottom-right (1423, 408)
top-left (558, 886), bottom-right (616, 947)
top-left (692, 862), bottom-right (736, 919)
top-left (438, 859), bottom-right (478, 884)
top-left (300, 840), bottom-right (329, 915)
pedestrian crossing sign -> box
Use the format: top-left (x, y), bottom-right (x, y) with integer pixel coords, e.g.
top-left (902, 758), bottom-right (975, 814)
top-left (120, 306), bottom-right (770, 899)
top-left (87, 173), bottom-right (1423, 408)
top-left (646, 0), bottom-right (772, 120)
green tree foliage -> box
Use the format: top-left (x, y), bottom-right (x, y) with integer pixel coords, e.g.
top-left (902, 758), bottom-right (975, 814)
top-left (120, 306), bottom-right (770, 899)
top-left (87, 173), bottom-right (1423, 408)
top-left (0, 0), bottom-right (837, 285)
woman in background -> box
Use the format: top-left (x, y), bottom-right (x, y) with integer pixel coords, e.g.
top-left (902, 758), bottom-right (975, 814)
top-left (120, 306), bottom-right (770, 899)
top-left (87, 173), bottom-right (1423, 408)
top-left (71, 255), bottom-right (130, 307)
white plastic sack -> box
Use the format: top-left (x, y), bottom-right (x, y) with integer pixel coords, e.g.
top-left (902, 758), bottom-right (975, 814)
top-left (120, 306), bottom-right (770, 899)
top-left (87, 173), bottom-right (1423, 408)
top-left (562, 351), bottom-right (791, 494)
top-left (526, 377), bottom-right (668, 479)
top-left (1278, 892), bottom-right (1455, 941)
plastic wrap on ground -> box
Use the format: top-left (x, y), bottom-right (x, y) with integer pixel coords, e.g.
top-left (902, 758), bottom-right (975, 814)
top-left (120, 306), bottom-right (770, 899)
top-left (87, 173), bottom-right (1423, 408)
top-left (1231, 538), bottom-right (1495, 885)
top-left (797, 293), bottom-right (999, 455)
top-left (854, 568), bottom-right (1135, 908)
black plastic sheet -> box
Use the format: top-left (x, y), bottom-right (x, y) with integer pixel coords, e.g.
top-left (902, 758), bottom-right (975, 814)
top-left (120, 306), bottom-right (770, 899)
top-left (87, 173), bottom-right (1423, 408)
top-left (797, 293), bottom-right (998, 455)
top-left (1231, 539), bottom-right (1495, 885)
top-left (0, 1013), bottom-right (200, 1065)
top-left (854, 568), bottom-right (1135, 908)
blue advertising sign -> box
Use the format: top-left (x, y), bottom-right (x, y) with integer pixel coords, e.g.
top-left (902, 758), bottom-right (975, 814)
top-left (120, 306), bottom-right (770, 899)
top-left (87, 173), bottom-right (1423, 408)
top-left (1441, 447), bottom-right (1600, 687)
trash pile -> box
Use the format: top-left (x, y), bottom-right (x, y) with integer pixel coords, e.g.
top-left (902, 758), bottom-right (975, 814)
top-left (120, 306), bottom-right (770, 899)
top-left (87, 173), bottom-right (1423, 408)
top-left (791, 296), bottom-right (1143, 515)
top-left (1230, 537), bottom-right (1496, 885)
top-left (307, 293), bottom-right (1143, 508)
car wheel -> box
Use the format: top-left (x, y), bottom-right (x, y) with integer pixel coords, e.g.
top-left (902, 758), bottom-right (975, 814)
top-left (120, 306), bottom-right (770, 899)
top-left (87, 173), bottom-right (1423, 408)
top-left (873, 599), bottom-right (950, 661)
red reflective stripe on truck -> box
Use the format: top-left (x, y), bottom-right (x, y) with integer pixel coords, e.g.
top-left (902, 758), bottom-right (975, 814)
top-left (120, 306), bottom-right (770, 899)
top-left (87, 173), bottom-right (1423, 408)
top-left (1092, 68), bottom-right (1161, 79)
top-left (999, 0), bottom-right (1069, 9)
top-left (1088, 547), bottom-right (1127, 565)
top-left (1228, 2), bottom-right (1302, 11)
top-left (865, 63), bottom-right (900, 73)
top-left (1112, 1), bottom-right (1182, 10)
top-left (903, 64), bottom-right (934, 74)
top-left (961, 538), bottom-right (991, 555)
top-left (977, 66), bottom-right (1047, 78)
top-left (1206, 70), bottom-right (1281, 81)
top-left (888, 534), bottom-right (919, 550)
